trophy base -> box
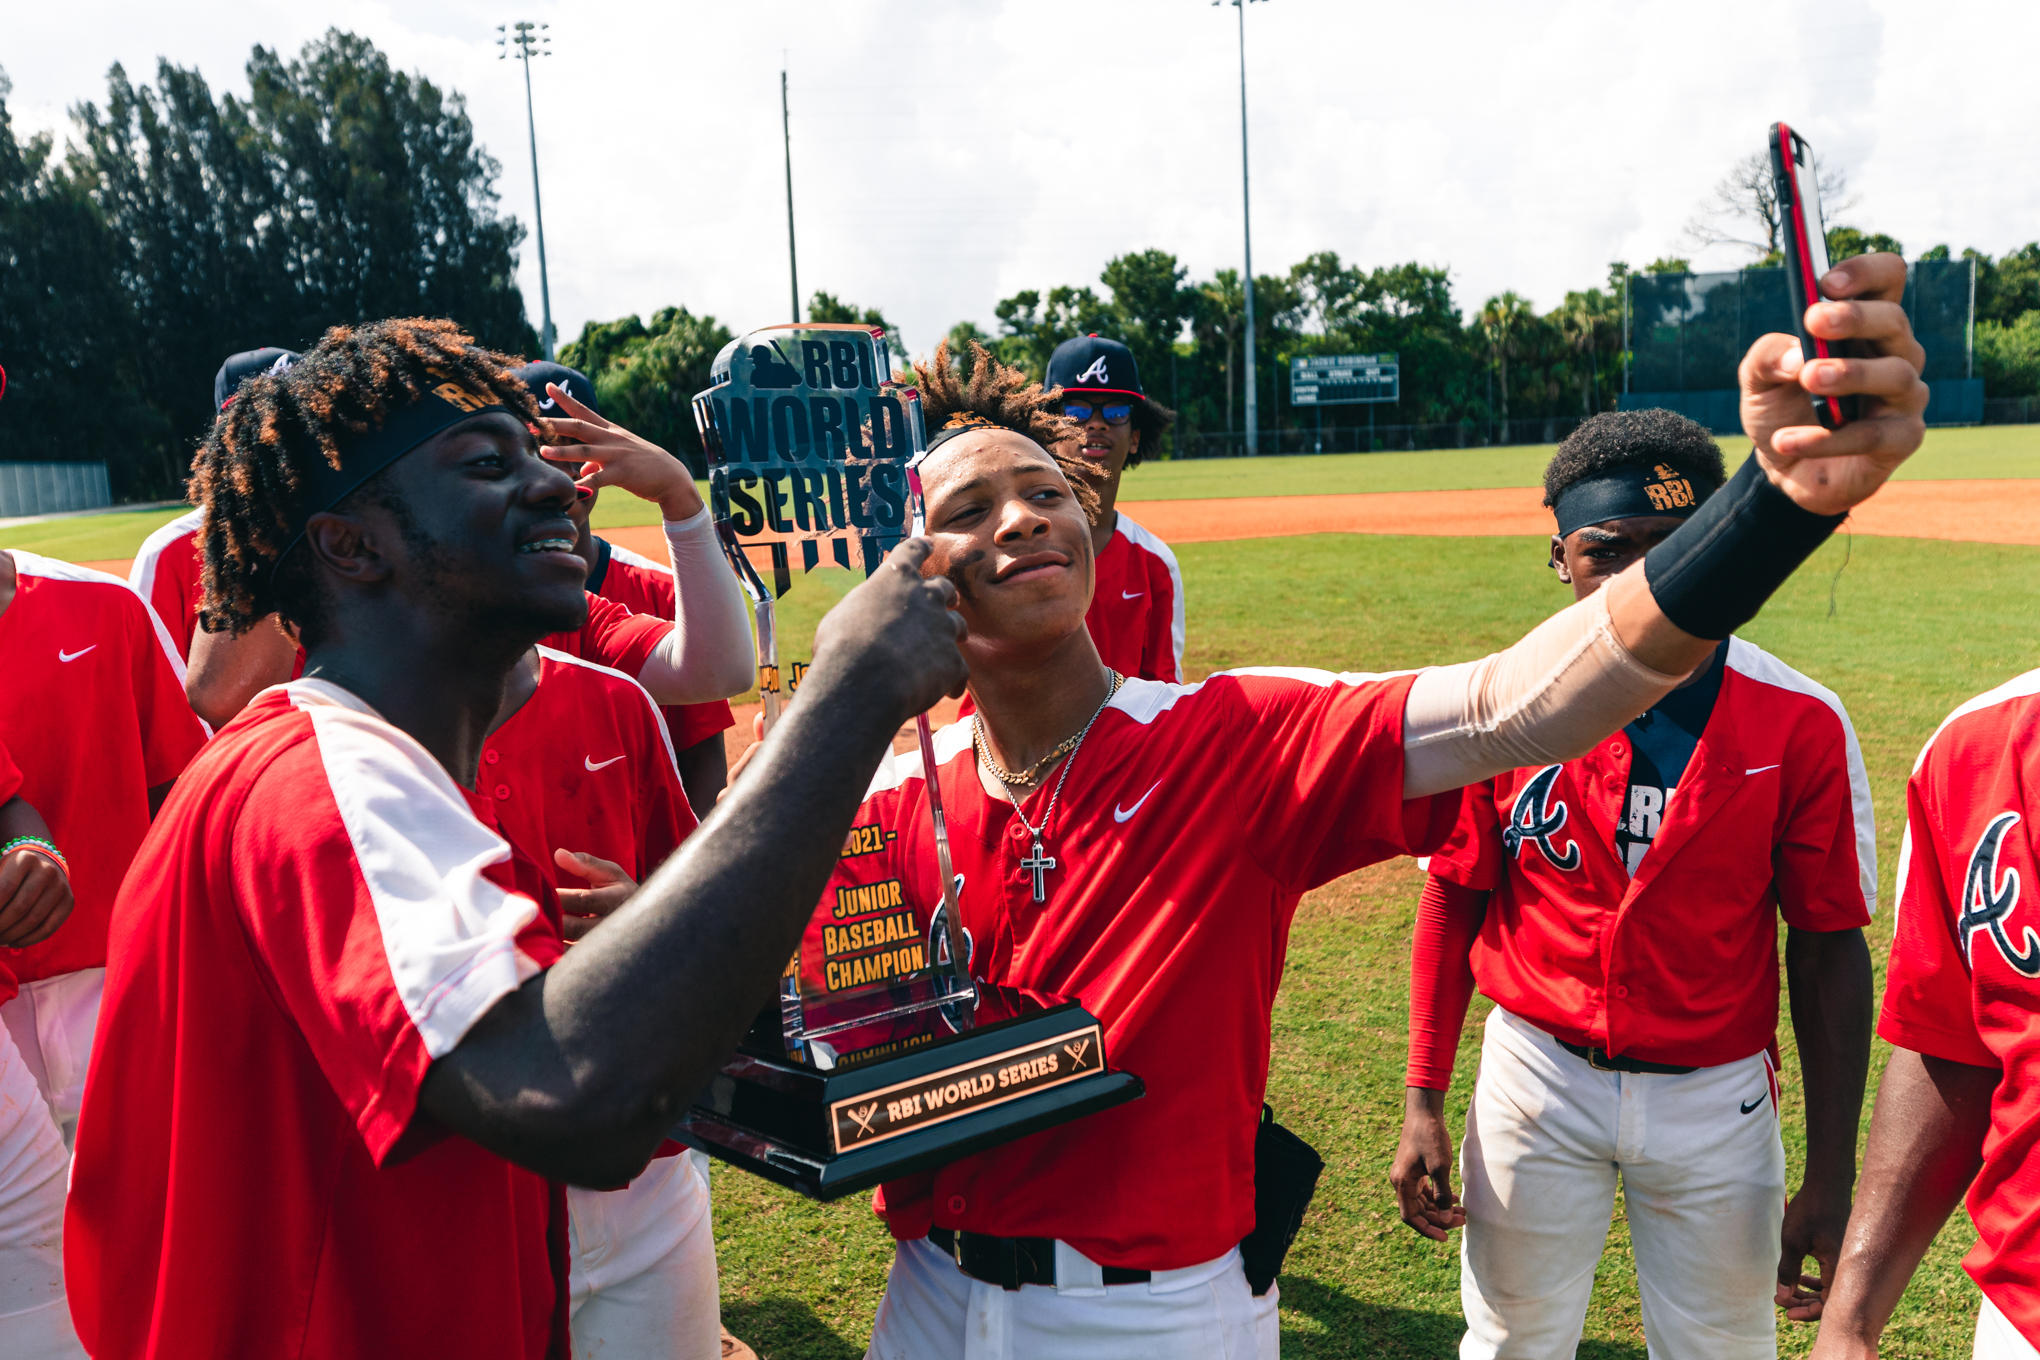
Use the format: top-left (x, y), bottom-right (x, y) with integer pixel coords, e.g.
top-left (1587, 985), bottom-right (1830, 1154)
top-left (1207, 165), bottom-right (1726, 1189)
top-left (674, 1001), bottom-right (1142, 1201)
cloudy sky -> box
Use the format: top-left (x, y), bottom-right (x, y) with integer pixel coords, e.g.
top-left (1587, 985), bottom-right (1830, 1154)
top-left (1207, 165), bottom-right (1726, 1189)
top-left (11, 0), bottom-right (2036, 361)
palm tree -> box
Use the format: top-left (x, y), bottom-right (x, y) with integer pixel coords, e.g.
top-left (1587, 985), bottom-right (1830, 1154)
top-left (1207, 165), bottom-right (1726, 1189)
top-left (1556, 295), bottom-right (1606, 417)
top-left (1478, 292), bottom-right (1532, 434)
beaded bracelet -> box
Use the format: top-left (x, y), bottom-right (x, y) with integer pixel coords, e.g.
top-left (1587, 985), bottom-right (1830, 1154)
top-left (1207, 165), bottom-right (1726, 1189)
top-left (1, 836), bottom-right (68, 879)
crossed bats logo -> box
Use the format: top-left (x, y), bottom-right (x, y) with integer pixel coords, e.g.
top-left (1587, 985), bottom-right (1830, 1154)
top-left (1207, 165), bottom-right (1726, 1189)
top-left (1502, 764), bottom-right (1581, 871)
top-left (1960, 811), bottom-right (2040, 976)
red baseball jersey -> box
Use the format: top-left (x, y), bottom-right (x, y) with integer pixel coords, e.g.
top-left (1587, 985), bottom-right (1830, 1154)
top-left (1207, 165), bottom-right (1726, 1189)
top-left (826, 668), bottom-right (1456, 1269)
top-left (586, 536), bottom-right (736, 751)
top-left (0, 737), bottom-right (23, 1006)
top-left (1086, 513), bottom-right (1184, 684)
top-left (68, 680), bottom-right (570, 1359)
top-left (0, 552), bottom-right (208, 983)
top-left (540, 590), bottom-right (672, 680)
top-left (483, 647), bottom-right (697, 886)
top-left (1880, 668), bottom-right (2040, 1343)
top-left (1426, 638), bottom-right (1875, 1069)
top-left (128, 507), bottom-right (205, 667)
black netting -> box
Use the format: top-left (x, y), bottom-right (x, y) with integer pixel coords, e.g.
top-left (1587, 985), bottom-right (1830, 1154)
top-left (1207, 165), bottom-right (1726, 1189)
top-left (1627, 261), bottom-right (1974, 391)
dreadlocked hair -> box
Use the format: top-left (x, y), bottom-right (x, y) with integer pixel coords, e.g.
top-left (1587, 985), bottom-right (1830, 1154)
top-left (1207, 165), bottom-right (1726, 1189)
top-left (189, 317), bottom-right (543, 639)
top-left (911, 339), bottom-right (1102, 523)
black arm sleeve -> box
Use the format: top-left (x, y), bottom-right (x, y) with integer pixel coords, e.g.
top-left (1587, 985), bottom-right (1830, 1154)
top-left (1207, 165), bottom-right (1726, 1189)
top-left (1643, 455), bottom-right (1845, 640)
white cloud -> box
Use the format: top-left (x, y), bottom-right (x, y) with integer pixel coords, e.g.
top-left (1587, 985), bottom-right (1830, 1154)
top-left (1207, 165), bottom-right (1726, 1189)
top-left (12, 0), bottom-right (2036, 363)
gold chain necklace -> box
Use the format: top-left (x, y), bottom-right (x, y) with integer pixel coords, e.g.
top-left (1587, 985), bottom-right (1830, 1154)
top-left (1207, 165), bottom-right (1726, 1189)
top-left (971, 671), bottom-right (1124, 788)
top-left (971, 670), bottom-right (1125, 904)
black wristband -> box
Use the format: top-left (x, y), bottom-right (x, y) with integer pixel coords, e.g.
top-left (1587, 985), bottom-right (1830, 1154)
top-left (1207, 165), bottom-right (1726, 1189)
top-left (1642, 454), bottom-right (1845, 640)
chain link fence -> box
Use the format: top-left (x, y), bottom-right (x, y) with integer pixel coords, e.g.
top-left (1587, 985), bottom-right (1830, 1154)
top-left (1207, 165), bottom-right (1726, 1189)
top-left (1176, 417), bottom-right (1598, 459)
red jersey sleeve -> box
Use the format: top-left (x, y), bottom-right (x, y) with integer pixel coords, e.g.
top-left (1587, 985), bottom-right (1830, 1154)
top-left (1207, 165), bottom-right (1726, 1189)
top-left (1223, 670), bottom-right (1460, 892)
top-left (1878, 774), bottom-right (2001, 1070)
top-left (229, 697), bottom-right (566, 1163)
top-left (548, 593), bottom-right (673, 680)
top-left (1773, 717), bottom-right (1877, 932)
top-left (668, 701), bottom-right (736, 751)
top-left (0, 739), bottom-right (20, 803)
top-left (1424, 778), bottom-right (1505, 891)
top-left (125, 589), bottom-right (208, 785)
top-left (1406, 873), bottom-right (1487, 1089)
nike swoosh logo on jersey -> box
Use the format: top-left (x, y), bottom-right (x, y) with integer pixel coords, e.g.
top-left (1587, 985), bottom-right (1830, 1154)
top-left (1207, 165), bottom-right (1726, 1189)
top-left (1745, 764), bottom-right (1782, 775)
top-left (58, 646), bottom-right (97, 662)
top-left (1121, 590), bottom-right (1145, 600)
top-left (1739, 1096), bottom-right (1766, 1114)
top-left (1114, 782), bottom-right (1163, 823)
top-left (584, 755), bottom-right (625, 771)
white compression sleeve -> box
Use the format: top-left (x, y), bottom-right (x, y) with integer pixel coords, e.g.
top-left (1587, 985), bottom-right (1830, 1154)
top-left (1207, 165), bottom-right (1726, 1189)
top-left (1401, 587), bottom-right (1690, 800)
top-left (632, 508), bottom-right (757, 706)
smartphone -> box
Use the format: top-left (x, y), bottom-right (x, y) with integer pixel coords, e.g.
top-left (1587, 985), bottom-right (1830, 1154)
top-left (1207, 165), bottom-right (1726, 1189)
top-left (1769, 122), bottom-right (1856, 428)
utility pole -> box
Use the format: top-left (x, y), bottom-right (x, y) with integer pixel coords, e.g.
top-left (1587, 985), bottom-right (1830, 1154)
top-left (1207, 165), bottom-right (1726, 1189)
top-left (783, 67), bottom-right (800, 323)
top-left (1219, 0), bottom-right (1266, 454)
top-left (500, 21), bottom-right (555, 359)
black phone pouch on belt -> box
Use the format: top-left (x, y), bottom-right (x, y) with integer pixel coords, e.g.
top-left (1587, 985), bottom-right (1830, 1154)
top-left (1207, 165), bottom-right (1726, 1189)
top-left (1239, 1103), bottom-right (1325, 1297)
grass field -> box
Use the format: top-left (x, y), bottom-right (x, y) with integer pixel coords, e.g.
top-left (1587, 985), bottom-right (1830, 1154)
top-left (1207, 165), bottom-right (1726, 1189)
top-left (712, 530), bottom-right (2035, 1359)
top-left (3, 424), bottom-right (2035, 559)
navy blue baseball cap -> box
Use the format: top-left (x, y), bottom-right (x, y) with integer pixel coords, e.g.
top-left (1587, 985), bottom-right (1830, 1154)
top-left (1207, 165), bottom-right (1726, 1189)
top-left (214, 348), bottom-right (299, 411)
top-left (1046, 334), bottom-right (1144, 400)
top-left (513, 360), bottom-right (599, 417)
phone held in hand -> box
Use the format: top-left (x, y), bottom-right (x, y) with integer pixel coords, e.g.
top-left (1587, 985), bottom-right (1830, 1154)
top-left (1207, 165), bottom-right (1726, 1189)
top-left (1769, 121), bottom-right (1857, 429)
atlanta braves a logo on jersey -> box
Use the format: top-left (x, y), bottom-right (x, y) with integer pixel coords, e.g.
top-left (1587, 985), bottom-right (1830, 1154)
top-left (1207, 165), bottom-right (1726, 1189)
top-left (1960, 812), bottom-right (2040, 976)
top-left (1502, 764), bottom-right (1581, 871)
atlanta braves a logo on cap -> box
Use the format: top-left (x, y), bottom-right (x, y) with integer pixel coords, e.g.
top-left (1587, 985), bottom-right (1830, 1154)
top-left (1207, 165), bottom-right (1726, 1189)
top-left (1502, 764), bottom-right (1581, 871)
top-left (1074, 356), bottom-right (1112, 385)
top-left (1960, 812), bottom-right (2040, 976)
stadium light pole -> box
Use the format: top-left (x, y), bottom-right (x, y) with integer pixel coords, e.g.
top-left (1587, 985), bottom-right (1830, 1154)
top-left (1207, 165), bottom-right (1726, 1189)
top-left (1218, 0), bottom-right (1266, 454)
top-left (783, 66), bottom-right (801, 323)
top-left (500, 21), bottom-right (556, 360)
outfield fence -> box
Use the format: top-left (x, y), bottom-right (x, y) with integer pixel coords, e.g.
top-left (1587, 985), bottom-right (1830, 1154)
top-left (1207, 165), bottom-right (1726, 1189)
top-left (1175, 417), bottom-right (1597, 459)
top-left (0, 461), bottom-right (112, 518)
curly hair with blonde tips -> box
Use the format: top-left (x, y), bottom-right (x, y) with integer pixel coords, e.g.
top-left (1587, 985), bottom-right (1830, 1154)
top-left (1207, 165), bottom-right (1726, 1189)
top-left (909, 339), bottom-right (1102, 522)
top-left (188, 317), bottom-right (544, 640)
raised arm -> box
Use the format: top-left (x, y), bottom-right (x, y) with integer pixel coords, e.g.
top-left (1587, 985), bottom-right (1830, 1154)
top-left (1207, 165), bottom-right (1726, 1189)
top-left (538, 385), bottom-right (755, 704)
top-left (417, 539), bottom-right (966, 1186)
top-left (1403, 252), bottom-right (1927, 799)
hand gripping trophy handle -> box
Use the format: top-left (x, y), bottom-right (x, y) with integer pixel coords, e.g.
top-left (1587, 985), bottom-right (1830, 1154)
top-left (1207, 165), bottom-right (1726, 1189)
top-left (907, 456), bottom-right (977, 1032)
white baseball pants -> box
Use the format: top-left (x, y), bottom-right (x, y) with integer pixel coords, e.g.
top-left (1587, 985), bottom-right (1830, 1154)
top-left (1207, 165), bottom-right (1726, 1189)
top-left (0, 1006), bottom-right (85, 1357)
top-left (568, 1150), bottom-right (721, 1358)
top-left (0, 967), bottom-right (105, 1148)
top-left (866, 1234), bottom-right (1278, 1360)
top-left (1977, 1296), bottom-right (2040, 1360)
top-left (1458, 1008), bottom-right (1786, 1360)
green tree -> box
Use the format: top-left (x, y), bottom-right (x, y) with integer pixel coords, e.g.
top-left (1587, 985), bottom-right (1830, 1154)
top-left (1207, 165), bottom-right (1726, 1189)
top-left (1642, 257), bottom-right (1691, 275)
top-left (50, 30), bottom-right (533, 496)
top-left (1477, 292), bottom-right (1533, 426)
top-left (992, 285), bottom-right (1111, 379)
top-left (1099, 248), bottom-right (1192, 417)
top-left (807, 292), bottom-right (903, 364)
top-left (560, 307), bottom-right (733, 474)
top-left (1976, 312), bottom-right (2040, 398)
top-left (1968, 244), bottom-right (2040, 328)
top-left (1826, 227), bottom-right (1903, 261)
top-left (0, 69), bottom-right (164, 485)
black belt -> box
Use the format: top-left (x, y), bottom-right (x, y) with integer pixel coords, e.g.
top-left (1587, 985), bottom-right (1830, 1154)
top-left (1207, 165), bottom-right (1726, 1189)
top-left (927, 1226), bottom-right (1151, 1290)
top-left (1557, 1038), bottom-right (1698, 1075)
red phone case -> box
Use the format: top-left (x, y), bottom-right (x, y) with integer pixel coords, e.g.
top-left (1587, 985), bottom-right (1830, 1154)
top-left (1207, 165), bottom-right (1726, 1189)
top-left (1769, 122), bottom-right (1853, 429)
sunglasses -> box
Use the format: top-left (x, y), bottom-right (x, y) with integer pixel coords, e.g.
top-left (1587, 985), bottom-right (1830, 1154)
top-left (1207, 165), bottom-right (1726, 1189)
top-left (1063, 402), bottom-right (1133, 426)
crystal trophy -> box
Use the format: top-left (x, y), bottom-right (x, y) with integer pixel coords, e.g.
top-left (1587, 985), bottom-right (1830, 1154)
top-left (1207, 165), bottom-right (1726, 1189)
top-left (674, 325), bottom-right (1141, 1199)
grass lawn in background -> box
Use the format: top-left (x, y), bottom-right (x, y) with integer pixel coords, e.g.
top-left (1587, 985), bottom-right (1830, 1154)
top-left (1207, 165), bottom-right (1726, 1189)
top-left (561, 424), bottom-right (2040, 532)
top-left (4, 425), bottom-right (2034, 555)
top-left (712, 530), bottom-right (2035, 1358)
top-left (0, 505), bottom-right (191, 564)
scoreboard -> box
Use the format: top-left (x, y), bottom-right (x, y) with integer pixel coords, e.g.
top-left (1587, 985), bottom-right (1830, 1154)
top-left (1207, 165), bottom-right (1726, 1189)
top-left (1289, 353), bottom-right (1399, 405)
